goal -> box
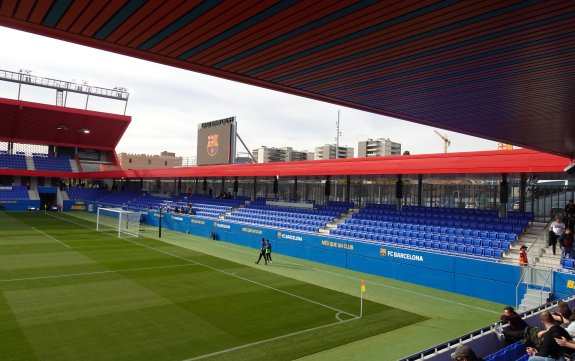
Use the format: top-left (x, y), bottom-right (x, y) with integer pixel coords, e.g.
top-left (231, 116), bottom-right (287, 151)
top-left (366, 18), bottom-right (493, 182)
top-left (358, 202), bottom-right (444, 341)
top-left (96, 207), bottom-right (141, 238)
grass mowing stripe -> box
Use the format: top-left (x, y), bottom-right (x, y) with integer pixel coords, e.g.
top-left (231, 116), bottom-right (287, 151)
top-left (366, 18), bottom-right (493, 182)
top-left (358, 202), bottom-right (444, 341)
top-left (185, 318), bottom-right (356, 361)
top-left (188, 233), bottom-right (500, 315)
top-left (49, 213), bottom-right (359, 319)
top-left (6, 212), bottom-right (429, 360)
top-left (31, 226), bottom-right (71, 248)
top-left (0, 263), bottom-right (196, 283)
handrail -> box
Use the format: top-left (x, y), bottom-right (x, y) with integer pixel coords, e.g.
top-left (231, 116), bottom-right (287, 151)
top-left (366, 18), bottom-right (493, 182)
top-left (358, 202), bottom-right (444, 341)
top-left (516, 265), bottom-right (529, 308)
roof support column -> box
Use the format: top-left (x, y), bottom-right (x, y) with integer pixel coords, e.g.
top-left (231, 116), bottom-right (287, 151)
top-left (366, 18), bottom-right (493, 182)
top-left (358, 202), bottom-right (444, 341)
top-left (252, 177), bottom-right (257, 200)
top-left (396, 175), bottom-right (403, 212)
top-left (293, 177), bottom-right (298, 201)
top-left (500, 174), bottom-right (509, 218)
top-left (417, 175), bottom-right (423, 207)
top-left (519, 174), bottom-right (526, 212)
top-left (345, 175), bottom-right (351, 203)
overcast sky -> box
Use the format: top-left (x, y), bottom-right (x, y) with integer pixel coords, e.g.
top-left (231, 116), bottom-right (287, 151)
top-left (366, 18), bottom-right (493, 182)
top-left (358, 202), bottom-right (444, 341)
top-left (0, 26), bottom-right (500, 158)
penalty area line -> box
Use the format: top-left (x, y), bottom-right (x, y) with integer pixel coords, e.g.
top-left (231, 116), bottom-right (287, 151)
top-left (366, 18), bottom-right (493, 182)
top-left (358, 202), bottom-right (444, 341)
top-left (0, 263), bottom-right (196, 283)
top-left (49, 213), bottom-right (357, 319)
top-left (31, 227), bottom-right (71, 248)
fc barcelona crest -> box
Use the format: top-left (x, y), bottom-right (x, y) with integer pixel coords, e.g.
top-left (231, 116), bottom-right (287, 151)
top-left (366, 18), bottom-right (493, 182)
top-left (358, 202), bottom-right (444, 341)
top-left (207, 134), bottom-right (218, 157)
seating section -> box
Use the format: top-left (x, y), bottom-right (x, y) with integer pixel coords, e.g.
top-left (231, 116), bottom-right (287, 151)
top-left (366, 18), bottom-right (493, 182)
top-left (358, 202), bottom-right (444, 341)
top-left (0, 186), bottom-right (30, 200)
top-left (484, 341), bottom-right (527, 361)
top-left (0, 152), bottom-right (27, 170)
top-left (32, 153), bottom-right (72, 172)
top-left (67, 187), bottom-right (107, 201)
top-left (562, 258), bottom-right (575, 270)
top-left (225, 199), bottom-right (353, 233)
top-left (328, 204), bottom-right (534, 260)
top-left (129, 194), bottom-right (250, 218)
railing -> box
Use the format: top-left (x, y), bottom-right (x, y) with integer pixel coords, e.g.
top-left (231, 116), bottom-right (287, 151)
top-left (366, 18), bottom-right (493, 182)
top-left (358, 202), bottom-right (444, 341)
top-left (515, 265), bottom-right (553, 309)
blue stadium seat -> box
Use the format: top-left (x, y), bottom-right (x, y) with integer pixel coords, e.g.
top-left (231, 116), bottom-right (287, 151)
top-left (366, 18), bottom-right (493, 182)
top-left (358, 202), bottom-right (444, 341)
top-left (563, 258), bottom-right (575, 269)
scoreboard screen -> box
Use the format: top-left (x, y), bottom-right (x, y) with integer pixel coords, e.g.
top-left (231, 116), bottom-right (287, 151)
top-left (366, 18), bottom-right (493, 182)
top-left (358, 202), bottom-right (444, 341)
top-left (196, 117), bottom-right (236, 166)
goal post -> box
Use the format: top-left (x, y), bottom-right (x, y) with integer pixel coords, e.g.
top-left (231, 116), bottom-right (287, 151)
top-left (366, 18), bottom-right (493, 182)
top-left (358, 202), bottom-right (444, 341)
top-left (96, 207), bottom-right (141, 238)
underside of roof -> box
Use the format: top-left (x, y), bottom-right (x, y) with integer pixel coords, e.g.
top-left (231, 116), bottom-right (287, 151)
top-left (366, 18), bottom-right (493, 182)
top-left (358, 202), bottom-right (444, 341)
top-left (79, 149), bottom-right (570, 180)
top-left (1, 1), bottom-right (574, 158)
top-left (0, 97), bottom-right (131, 150)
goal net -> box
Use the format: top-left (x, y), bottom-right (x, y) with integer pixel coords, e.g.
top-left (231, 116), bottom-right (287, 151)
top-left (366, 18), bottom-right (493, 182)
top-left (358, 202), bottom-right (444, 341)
top-left (96, 207), bottom-right (141, 238)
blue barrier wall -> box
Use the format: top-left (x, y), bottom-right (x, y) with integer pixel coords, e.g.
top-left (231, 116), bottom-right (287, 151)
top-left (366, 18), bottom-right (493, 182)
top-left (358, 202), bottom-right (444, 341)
top-left (63, 200), bottom-right (89, 212)
top-left (0, 200), bottom-right (41, 211)
top-left (141, 210), bottom-right (524, 305)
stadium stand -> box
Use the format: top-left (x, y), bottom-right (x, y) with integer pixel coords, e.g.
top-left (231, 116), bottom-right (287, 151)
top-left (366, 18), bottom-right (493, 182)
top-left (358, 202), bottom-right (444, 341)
top-left (322, 204), bottom-right (534, 260)
top-left (224, 198), bottom-right (353, 233)
top-left (0, 185), bottom-right (30, 199)
top-left (0, 152), bottom-right (27, 170)
top-left (32, 153), bottom-right (73, 172)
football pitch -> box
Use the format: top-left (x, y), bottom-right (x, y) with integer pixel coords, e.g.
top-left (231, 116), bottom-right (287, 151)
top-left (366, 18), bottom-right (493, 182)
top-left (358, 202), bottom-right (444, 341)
top-left (0, 212), bottom-right (504, 361)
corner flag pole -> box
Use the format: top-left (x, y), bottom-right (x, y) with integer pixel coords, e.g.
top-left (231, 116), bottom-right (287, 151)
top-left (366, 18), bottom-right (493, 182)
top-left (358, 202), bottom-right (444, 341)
top-left (360, 280), bottom-right (366, 318)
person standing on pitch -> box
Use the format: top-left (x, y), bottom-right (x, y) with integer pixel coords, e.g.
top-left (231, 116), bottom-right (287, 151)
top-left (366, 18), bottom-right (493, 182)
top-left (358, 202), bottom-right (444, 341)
top-left (265, 239), bottom-right (272, 264)
top-left (255, 238), bottom-right (267, 265)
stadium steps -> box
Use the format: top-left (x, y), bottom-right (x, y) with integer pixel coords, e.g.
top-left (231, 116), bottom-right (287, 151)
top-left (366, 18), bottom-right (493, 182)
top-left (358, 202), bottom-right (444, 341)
top-left (25, 156), bottom-right (35, 170)
top-left (517, 288), bottom-right (551, 312)
top-left (529, 221), bottom-right (561, 269)
top-left (61, 191), bottom-right (69, 201)
top-left (498, 223), bottom-right (546, 266)
top-left (69, 159), bottom-right (79, 172)
top-left (28, 189), bottom-right (39, 200)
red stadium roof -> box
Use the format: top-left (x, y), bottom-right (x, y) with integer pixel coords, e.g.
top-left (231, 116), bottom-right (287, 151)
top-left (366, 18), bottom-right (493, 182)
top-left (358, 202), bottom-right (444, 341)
top-left (1, 2), bottom-right (574, 158)
top-left (81, 149), bottom-right (570, 180)
top-left (0, 97), bottom-right (130, 150)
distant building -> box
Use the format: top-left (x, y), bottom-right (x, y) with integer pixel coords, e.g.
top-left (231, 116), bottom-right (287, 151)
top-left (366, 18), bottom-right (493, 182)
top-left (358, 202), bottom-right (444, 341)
top-left (358, 138), bottom-right (401, 157)
top-left (252, 146), bottom-right (309, 163)
top-left (314, 144), bottom-right (354, 160)
top-left (117, 151), bottom-right (183, 169)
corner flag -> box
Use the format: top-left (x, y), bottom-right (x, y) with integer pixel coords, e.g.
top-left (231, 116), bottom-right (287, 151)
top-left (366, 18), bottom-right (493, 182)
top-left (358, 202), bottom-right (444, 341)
top-left (361, 280), bottom-right (366, 293)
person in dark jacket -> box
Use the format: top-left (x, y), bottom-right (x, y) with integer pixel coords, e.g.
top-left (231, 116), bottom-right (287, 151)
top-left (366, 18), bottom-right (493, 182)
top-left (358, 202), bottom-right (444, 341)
top-left (265, 239), bottom-right (272, 264)
top-left (527, 311), bottom-right (572, 360)
top-left (501, 306), bottom-right (528, 344)
top-left (560, 228), bottom-right (574, 259)
top-left (255, 238), bottom-right (267, 265)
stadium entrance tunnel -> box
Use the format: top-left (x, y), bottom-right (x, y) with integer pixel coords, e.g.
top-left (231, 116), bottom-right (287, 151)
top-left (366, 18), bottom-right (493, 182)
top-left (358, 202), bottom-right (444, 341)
top-left (38, 186), bottom-right (57, 211)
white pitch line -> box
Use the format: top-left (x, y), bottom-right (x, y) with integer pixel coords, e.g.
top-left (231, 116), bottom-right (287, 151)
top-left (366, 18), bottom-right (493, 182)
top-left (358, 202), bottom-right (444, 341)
top-left (48, 213), bottom-right (357, 318)
top-left (31, 227), bottom-right (71, 248)
top-left (0, 263), bottom-right (196, 283)
top-left (189, 236), bottom-right (500, 315)
top-left (184, 317), bottom-right (357, 361)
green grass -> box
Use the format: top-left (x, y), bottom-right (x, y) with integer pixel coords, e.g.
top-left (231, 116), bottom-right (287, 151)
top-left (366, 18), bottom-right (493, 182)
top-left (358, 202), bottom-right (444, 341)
top-left (0, 212), bottom-right (505, 360)
top-left (0, 212), bottom-right (421, 360)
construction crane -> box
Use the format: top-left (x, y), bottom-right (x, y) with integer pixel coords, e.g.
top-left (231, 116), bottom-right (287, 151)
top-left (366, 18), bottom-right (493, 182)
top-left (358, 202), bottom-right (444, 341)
top-left (434, 130), bottom-right (451, 153)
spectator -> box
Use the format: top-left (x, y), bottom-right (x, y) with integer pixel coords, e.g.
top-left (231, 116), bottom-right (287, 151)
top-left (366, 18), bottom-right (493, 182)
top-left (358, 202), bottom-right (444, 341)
top-left (526, 311), bottom-right (572, 360)
top-left (566, 200), bottom-right (575, 218)
top-left (450, 345), bottom-right (484, 361)
top-left (566, 213), bottom-right (575, 232)
top-left (500, 306), bottom-right (528, 344)
top-left (210, 231), bottom-right (217, 240)
top-left (560, 228), bottom-right (575, 259)
top-left (549, 216), bottom-right (565, 256)
top-left (519, 246), bottom-right (529, 266)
